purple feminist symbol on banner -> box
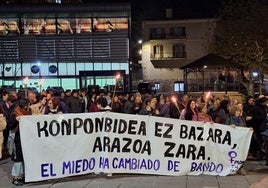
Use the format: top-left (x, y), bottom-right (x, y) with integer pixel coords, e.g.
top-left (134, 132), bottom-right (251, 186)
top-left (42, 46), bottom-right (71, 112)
top-left (228, 151), bottom-right (244, 173)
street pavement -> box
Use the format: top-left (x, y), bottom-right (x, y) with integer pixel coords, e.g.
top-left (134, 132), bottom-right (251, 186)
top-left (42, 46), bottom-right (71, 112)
top-left (0, 157), bottom-right (268, 188)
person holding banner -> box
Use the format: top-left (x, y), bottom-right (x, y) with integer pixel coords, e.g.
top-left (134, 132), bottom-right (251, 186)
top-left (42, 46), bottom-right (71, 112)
top-left (8, 99), bottom-right (32, 186)
top-left (225, 104), bottom-right (248, 175)
top-left (96, 96), bottom-right (112, 177)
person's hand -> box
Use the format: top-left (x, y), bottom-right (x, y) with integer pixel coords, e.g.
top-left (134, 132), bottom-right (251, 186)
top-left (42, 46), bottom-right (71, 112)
top-left (246, 116), bottom-right (252, 121)
top-left (16, 116), bottom-right (21, 121)
top-left (230, 124), bottom-right (236, 128)
top-left (0, 114), bottom-right (5, 121)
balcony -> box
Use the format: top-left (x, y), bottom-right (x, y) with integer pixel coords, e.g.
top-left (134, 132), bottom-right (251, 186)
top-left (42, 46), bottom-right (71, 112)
top-left (150, 33), bottom-right (186, 40)
top-left (150, 52), bottom-right (187, 68)
top-left (150, 51), bottom-right (186, 60)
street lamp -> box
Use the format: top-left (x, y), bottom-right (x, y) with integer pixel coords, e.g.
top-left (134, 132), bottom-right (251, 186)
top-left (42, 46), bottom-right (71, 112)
top-left (250, 69), bottom-right (263, 95)
top-left (250, 69), bottom-right (260, 81)
top-left (138, 39), bottom-right (143, 59)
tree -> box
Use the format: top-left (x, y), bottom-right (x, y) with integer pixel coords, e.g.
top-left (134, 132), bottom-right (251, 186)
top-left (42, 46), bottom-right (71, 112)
top-left (213, 0), bottom-right (268, 96)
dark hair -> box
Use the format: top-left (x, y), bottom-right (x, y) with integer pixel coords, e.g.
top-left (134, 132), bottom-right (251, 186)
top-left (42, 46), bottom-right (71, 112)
top-left (186, 99), bottom-right (195, 111)
top-left (18, 98), bottom-right (30, 108)
top-left (96, 97), bottom-right (108, 108)
top-left (65, 89), bottom-right (71, 94)
top-left (37, 95), bottom-right (46, 102)
top-left (72, 89), bottom-right (79, 94)
top-left (0, 89), bottom-right (8, 97)
top-left (51, 97), bottom-right (60, 108)
top-left (219, 100), bottom-right (229, 113)
top-left (246, 95), bottom-right (254, 104)
top-left (127, 94), bottom-right (134, 101)
top-left (7, 95), bottom-right (17, 103)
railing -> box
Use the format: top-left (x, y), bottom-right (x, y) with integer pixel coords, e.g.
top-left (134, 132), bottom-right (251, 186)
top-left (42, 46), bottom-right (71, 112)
top-left (187, 81), bottom-right (241, 93)
top-left (150, 52), bottom-right (186, 60)
top-left (150, 33), bottom-right (186, 40)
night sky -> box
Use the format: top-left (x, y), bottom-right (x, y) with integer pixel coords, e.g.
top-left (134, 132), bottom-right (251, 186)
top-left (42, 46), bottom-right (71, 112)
top-left (83, 0), bottom-right (224, 20)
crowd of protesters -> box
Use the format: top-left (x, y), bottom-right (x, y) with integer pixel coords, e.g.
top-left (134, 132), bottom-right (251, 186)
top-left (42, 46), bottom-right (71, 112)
top-left (0, 86), bottom-right (267, 185)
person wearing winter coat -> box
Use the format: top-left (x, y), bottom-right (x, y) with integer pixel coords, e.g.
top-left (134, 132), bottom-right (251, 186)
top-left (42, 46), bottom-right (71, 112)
top-left (96, 96), bottom-right (111, 112)
top-left (7, 98), bottom-right (32, 186)
top-left (0, 107), bottom-right (7, 159)
top-left (65, 90), bottom-right (83, 113)
top-left (260, 97), bottom-right (268, 166)
top-left (261, 115), bottom-right (268, 166)
top-left (123, 94), bottom-right (135, 114)
top-left (44, 97), bottom-right (68, 114)
top-left (224, 104), bottom-right (250, 175)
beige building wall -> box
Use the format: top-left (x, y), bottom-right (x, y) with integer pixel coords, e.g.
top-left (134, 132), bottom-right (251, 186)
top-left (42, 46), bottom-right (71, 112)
top-left (139, 18), bottom-right (218, 93)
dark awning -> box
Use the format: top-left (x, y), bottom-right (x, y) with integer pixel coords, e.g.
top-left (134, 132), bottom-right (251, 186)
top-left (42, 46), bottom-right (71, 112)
top-left (180, 53), bottom-right (241, 70)
top-left (151, 59), bottom-right (190, 68)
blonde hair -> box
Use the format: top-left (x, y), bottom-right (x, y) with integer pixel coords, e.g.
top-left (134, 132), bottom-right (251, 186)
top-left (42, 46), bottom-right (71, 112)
top-left (228, 105), bottom-right (240, 116)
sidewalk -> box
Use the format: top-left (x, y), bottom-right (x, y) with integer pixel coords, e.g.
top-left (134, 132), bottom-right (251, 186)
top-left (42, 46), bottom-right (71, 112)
top-left (0, 158), bottom-right (268, 188)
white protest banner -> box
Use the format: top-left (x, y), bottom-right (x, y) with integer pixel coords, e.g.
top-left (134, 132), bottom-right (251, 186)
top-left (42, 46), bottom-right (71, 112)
top-left (19, 112), bottom-right (253, 182)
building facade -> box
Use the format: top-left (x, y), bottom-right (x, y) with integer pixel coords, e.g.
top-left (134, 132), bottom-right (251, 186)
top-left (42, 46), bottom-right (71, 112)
top-left (0, 3), bottom-right (131, 92)
top-left (139, 18), bottom-right (218, 93)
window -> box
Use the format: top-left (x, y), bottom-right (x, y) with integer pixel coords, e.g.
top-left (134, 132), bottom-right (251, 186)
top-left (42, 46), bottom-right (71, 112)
top-left (154, 46), bottom-right (160, 54)
top-left (154, 82), bottom-right (160, 90)
top-left (57, 19), bottom-right (74, 34)
top-left (150, 28), bottom-right (165, 39)
top-left (94, 63), bottom-right (103, 70)
top-left (170, 27), bottom-right (186, 38)
top-left (93, 18), bottom-right (128, 32)
top-left (174, 82), bottom-right (184, 92)
top-left (152, 45), bottom-right (163, 59)
top-left (4, 63), bottom-right (22, 77)
top-left (173, 44), bottom-right (186, 58)
top-left (0, 19), bottom-right (20, 36)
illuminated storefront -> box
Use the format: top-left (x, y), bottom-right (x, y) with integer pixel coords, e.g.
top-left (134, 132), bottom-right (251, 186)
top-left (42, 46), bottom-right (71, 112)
top-left (0, 3), bottom-right (131, 92)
